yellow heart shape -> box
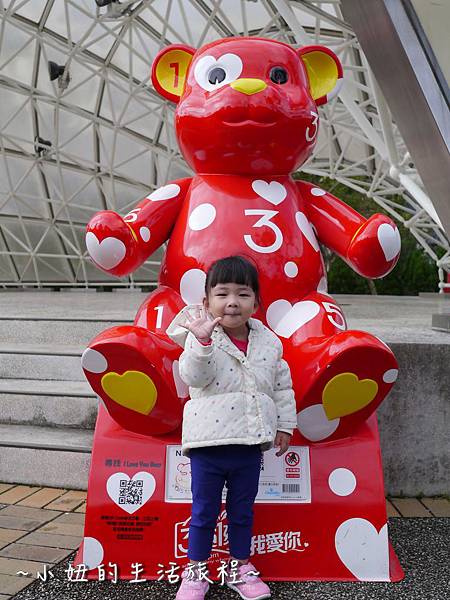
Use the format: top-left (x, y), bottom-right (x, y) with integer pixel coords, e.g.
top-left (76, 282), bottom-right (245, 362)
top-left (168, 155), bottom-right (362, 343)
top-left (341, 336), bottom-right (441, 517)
top-left (322, 372), bottom-right (378, 420)
top-left (101, 371), bottom-right (157, 415)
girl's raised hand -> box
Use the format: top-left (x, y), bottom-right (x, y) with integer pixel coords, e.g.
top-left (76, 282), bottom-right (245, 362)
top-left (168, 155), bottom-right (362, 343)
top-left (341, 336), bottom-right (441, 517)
top-left (179, 306), bottom-right (221, 343)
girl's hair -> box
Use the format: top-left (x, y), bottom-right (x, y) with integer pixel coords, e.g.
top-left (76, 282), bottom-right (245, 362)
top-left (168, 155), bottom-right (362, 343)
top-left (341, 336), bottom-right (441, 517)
top-left (205, 255), bottom-right (261, 306)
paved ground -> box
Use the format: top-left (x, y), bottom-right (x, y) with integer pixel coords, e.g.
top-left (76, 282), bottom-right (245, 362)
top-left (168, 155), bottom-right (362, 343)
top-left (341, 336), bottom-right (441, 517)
top-left (0, 484), bottom-right (449, 599)
top-left (7, 519), bottom-right (450, 600)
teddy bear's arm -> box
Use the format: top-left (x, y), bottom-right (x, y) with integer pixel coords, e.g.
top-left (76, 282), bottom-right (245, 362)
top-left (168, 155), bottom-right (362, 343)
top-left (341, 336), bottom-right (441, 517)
top-left (86, 177), bottom-right (192, 277)
top-left (296, 179), bottom-right (401, 278)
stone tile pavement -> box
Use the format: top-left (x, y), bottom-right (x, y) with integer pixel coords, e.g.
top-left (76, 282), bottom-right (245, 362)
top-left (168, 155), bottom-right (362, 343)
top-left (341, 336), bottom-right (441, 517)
top-left (0, 483), bottom-right (448, 598)
top-left (0, 484), bottom-right (85, 597)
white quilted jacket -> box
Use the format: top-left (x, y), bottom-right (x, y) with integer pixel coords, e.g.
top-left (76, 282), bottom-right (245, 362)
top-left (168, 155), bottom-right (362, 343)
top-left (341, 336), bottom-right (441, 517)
top-left (166, 304), bottom-right (297, 457)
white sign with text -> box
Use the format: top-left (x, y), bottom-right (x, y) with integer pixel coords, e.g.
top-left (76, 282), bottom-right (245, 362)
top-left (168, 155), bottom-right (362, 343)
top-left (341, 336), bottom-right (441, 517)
top-left (164, 445), bottom-right (311, 503)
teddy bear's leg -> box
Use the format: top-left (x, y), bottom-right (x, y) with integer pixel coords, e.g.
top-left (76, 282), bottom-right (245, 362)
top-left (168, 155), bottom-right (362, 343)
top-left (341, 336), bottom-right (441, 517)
top-left (81, 285), bottom-right (186, 436)
top-left (276, 291), bottom-right (398, 443)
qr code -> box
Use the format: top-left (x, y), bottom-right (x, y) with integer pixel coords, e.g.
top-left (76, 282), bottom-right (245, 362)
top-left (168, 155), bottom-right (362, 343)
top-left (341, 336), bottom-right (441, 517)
top-left (118, 479), bottom-right (144, 505)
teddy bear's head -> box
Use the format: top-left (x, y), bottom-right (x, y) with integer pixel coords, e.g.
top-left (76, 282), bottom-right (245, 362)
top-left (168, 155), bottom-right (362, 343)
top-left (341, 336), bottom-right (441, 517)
top-left (152, 37), bottom-right (342, 177)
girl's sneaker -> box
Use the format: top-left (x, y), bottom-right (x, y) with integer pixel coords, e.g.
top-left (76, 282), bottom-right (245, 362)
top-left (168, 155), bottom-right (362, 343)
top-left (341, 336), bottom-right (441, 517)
top-left (226, 562), bottom-right (271, 600)
top-left (175, 567), bottom-right (210, 600)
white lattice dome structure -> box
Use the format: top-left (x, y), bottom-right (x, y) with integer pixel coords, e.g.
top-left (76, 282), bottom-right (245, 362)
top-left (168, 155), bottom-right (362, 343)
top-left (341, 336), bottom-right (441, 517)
top-left (0, 0), bottom-right (448, 287)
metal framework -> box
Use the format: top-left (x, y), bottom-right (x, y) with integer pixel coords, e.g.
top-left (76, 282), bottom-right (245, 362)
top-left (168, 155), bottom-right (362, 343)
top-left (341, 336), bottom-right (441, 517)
top-left (0, 0), bottom-right (448, 289)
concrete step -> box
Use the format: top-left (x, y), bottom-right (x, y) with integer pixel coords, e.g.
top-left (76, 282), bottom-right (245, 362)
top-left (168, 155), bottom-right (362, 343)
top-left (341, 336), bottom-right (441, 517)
top-left (0, 379), bottom-right (98, 429)
top-left (0, 319), bottom-right (127, 346)
top-left (0, 345), bottom-right (84, 381)
top-left (0, 424), bottom-right (93, 490)
top-left (0, 290), bottom-right (147, 321)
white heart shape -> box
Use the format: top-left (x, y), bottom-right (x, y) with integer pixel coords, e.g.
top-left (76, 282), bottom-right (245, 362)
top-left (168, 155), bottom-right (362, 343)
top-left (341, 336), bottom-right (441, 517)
top-left (86, 232), bottom-right (126, 271)
top-left (106, 472), bottom-right (156, 514)
top-left (252, 180), bottom-right (287, 205)
top-left (266, 299), bottom-right (320, 338)
top-left (295, 212), bottom-right (320, 252)
top-left (82, 537), bottom-right (104, 570)
top-left (377, 223), bottom-right (401, 261)
top-left (172, 360), bottom-right (189, 398)
top-left (148, 184), bottom-right (180, 201)
top-left (335, 519), bottom-right (390, 581)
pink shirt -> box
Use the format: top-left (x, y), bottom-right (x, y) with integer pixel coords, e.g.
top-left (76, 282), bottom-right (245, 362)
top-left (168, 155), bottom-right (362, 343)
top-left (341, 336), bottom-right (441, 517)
top-left (227, 334), bottom-right (248, 354)
top-left (199, 335), bottom-right (248, 354)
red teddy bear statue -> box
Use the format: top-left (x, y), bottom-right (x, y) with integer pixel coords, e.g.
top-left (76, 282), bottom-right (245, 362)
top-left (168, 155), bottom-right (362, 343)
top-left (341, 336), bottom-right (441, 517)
top-left (76, 37), bottom-right (403, 583)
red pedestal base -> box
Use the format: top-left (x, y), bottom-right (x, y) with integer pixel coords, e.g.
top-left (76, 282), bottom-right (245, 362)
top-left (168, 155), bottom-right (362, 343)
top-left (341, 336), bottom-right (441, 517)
top-left (74, 404), bottom-right (404, 583)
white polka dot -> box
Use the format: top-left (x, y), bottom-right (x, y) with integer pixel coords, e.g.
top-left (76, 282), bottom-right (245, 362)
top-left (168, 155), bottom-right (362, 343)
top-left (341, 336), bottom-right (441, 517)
top-left (180, 269), bottom-right (206, 304)
top-left (284, 261), bottom-right (298, 278)
top-left (81, 348), bottom-right (107, 374)
top-left (148, 184), bottom-right (180, 201)
top-left (311, 187), bottom-right (326, 196)
top-left (297, 404), bottom-right (340, 441)
top-left (317, 276), bottom-right (328, 293)
top-left (383, 369), bottom-right (398, 383)
top-left (139, 227), bottom-right (150, 242)
top-left (188, 203), bottom-right (216, 231)
top-left (328, 468), bottom-right (357, 496)
top-left (82, 537), bottom-right (104, 570)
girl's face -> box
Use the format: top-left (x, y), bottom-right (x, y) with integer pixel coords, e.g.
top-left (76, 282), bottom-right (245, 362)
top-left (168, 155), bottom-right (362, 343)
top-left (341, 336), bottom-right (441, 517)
top-left (203, 282), bottom-right (258, 332)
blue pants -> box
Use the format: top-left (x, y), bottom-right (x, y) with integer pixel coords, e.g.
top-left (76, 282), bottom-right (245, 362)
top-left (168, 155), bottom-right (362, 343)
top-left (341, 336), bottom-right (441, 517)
top-left (188, 444), bottom-right (262, 561)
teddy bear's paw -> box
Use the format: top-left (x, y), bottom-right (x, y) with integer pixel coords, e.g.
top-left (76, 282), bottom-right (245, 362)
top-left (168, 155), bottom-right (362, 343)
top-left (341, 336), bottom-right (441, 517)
top-left (81, 326), bottom-right (183, 436)
top-left (295, 332), bottom-right (398, 443)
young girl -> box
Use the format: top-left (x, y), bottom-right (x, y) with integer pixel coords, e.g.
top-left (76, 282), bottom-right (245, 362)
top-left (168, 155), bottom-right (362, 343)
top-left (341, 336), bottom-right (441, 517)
top-left (166, 255), bottom-right (297, 600)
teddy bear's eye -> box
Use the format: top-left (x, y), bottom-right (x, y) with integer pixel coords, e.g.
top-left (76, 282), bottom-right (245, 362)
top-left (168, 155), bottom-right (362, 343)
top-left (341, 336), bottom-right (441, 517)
top-left (194, 53), bottom-right (243, 92)
top-left (208, 67), bottom-right (226, 85)
top-left (270, 66), bottom-right (288, 84)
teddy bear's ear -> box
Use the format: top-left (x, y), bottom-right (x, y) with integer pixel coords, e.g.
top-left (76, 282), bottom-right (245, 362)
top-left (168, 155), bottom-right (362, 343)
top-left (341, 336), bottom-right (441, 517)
top-left (298, 45), bottom-right (343, 106)
top-left (151, 45), bottom-right (196, 103)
